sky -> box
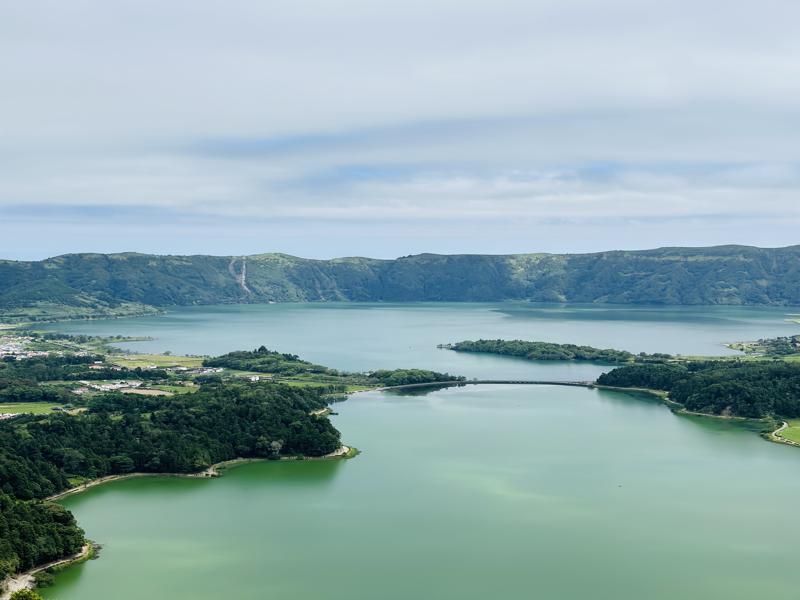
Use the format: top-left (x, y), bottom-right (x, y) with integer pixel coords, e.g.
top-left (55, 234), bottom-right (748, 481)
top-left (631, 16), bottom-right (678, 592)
top-left (1, 0), bottom-right (799, 260)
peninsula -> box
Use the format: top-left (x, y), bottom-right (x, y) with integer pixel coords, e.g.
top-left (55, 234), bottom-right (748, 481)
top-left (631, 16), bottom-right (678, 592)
top-left (0, 334), bottom-right (459, 596)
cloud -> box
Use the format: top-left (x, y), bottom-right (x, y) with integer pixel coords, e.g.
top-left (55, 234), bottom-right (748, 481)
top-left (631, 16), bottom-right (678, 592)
top-left (1, 0), bottom-right (799, 258)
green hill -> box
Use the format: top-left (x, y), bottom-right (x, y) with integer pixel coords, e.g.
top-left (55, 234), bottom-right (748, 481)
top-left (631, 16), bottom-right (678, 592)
top-left (2, 245), bottom-right (800, 321)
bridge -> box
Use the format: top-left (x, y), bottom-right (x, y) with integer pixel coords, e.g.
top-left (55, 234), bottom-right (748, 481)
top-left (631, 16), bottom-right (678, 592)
top-left (375, 379), bottom-right (597, 391)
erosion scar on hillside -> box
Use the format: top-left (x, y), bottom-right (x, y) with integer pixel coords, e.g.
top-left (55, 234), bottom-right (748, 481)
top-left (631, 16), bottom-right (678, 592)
top-left (228, 257), bottom-right (252, 296)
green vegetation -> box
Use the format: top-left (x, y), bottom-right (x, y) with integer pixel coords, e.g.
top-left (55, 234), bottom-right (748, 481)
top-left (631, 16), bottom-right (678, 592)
top-left (597, 361), bottom-right (800, 418)
top-left (23, 332), bottom-right (154, 354)
top-left (0, 342), bottom-right (457, 583)
top-left (0, 354), bottom-right (170, 406)
top-left (368, 369), bottom-right (463, 386)
top-left (0, 381), bottom-right (342, 501)
top-left (10, 590), bottom-right (46, 600)
top-left (778, 420), bottom-right (800, 444)
top-left (0, 301), bottom-right (161, 324)
top-left (0, 344), bottom-right (395, 585)
top-left (727, 334), bottom-right (800, 357)
top-left (109, 354), bottom-right (204, 369)
top-left (3, 245), bottom-right (800, 323)
top-left (206, 346), bottom-right (462, 388)
top-left (597, 364), bottom-right (690, 390)
top-left (447, 339), bottom-right (671, 363)
top-left (204, 347), bottom-right (336, 377)
top-left (0, 403), bottom-right (63, 415)
top-left (0, 493), bottom-right (84, 583)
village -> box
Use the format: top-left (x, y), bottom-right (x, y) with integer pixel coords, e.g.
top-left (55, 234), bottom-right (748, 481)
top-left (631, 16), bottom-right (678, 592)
top-left (0, 334), bottom-right (60, 360)
top-left (0, 331), bottom-right (299, 430)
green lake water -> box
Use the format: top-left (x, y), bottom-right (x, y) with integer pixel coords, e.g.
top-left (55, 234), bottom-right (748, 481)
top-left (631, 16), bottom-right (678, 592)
top-left (40, 302), bottom-right (800, 380)
top-left (40, 303), bottom-right (800, 599)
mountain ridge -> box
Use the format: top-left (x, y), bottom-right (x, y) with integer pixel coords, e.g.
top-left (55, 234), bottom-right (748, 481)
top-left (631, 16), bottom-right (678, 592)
top-left (6, 243), bottom-right (800, 263)
top-left (2, 245), bottom-right (800, 321)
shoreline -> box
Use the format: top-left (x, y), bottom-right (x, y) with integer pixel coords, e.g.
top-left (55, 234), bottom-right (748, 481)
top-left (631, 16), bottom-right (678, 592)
top-left (21, 446), bottom-right (355, 593)
top-left (46, 445), bottom-right (354, 502)
top-left (369, 380), bottom-right (794, 449)
top-left (0, 307), bottom-right (165, 328)
top-left (5, 380), bottom-right (794, 595)
top-left (768, 421), bottom-right (800, 447)
top-left (1, 543), bottom-right (93, 600)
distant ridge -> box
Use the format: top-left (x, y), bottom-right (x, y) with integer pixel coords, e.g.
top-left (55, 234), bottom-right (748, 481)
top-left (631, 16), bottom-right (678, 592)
top-left (1, 245), bottom-right (800, 321)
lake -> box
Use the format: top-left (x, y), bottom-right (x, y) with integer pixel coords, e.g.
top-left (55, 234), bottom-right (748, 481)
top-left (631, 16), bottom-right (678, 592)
top-left (41, 303), bottom-right (800, 599)
top-left (40, 302), bottom-right (800, 380)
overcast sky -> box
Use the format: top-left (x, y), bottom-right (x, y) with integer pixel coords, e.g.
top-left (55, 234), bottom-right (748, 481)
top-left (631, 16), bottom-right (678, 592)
top-left (1, 0), bottom-right (799, 260)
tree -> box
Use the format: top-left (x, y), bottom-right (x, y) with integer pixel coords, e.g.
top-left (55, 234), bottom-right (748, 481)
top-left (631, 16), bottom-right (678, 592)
top-left (11, 588), bottom-right (45, 600)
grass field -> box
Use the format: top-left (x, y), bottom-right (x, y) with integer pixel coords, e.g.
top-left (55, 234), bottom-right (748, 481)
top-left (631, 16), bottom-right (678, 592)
top-left (123, 388), bottom-right (173, 396)
top-left (151, 384), bottom-right (198, 394)
top-left (228, 369), bottom-right (274, 378)
top-left (0, 402), bottom-right (63, 414)
top-left (345, 384), bottom-right (374, 392)
top-left (779, 420), bottom-right (800, 444)
top-left (110, 353), bottom-right (204, 369)
top-left (278, 380), bottom-right (331, 388)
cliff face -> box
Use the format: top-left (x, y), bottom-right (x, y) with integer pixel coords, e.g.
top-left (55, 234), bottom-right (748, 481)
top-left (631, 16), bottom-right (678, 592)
top-left (1, 245), bottom-right (799, 320)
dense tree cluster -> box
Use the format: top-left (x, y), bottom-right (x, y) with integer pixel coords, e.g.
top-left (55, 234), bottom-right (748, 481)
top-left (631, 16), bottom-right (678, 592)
top-left (204, 346), bottom-right (337, 376)
top-left (450, 339), bottom-right (670, 364)
top-left (0, 493), bottom-right (84, 582)
top-left (205, 347), bottom-right (463, 388)
top-left (10, 591), bottom-right (45, 600)
top-left (0, 380), bottom-right (69, 404)
top-left (730, 335), bottom-right (800, 357)
top-left (0, 347), bottom-right (357, 584)
top-left (1, 355), bottom-right (100, 380)
top-left (0, 381), bottom-right (341, 501)
top-left (1, 355), bottom-right (167, 383)
top-left (0, 355), bottom-right (167, 404)
top-left (598, 361), bottom-right (800, 418)
top-left (596, 364), bottom-right (690, 390)
top-left (367, 369), bottom-right (464, 387)
top-left (0, 366), bottom-right (344, 584)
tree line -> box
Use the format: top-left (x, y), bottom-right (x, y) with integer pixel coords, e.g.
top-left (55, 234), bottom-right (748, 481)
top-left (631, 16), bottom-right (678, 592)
top-left (367, 369), bottom-right (464, 387)
top-left (597, 361), bottom-right (800, 418)
top-left (204, 346), bottom-right (337, 376)
top-left (0, 381), bottom-right (341, 501)
top-left (449, 339), bottom-right (670, 364)
top-left (0, 378), bottom-right (343, 584)
top-left (0, 355), bottom-right (168, 404)
top-left (0, 492), bottom-right (84, 583)
top-left (206, 346), bottom-right (464, 387)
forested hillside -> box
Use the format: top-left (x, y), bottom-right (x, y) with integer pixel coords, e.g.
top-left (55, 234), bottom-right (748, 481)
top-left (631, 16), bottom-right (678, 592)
top-left (0, 378), bottom-right (344, 584)
top-left (2, 245), bottom-right (800, 321)
top-left (0, 493), bottom-right (84, 582)
top-left (597, 361), bottom-right (800, 418)
top-left (0, 382), bottom-right (341, 501)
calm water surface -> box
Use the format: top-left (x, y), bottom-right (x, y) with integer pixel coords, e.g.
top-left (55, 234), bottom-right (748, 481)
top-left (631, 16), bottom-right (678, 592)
top-left (40, 304), bottom-right (800, 599)
top-left (41, 302), bottom-right (800, 380)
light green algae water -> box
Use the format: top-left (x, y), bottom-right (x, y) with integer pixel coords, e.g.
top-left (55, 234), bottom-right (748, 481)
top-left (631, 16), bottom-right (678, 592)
top-left (41, 303), bottom-right (800, 599)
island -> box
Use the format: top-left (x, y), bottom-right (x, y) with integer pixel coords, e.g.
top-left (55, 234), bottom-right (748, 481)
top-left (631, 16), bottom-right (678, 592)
top-left (442, 339), bottom-right (671, 363)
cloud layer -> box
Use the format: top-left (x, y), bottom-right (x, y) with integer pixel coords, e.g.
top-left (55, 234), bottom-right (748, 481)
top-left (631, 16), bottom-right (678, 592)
top-left (1, 0), bottom-right (799, 259)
